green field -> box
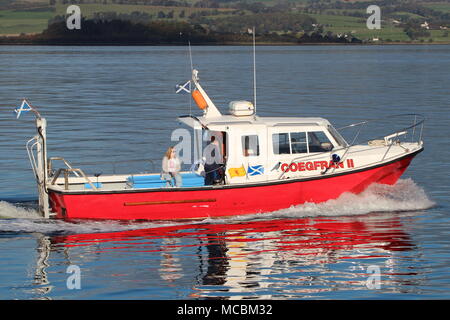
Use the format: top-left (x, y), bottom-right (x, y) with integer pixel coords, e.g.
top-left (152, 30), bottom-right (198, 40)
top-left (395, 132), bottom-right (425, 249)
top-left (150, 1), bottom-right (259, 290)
top-left (0, 9), bottom-right (55, 35)
top-left (423, 2), bottom-right (450, 13)
top-left (309, 13), bottom-right (410, 41)
top-left (428, 29), bottom-right (450, 42)
top-left (390, 11), bottom-right (426, 19)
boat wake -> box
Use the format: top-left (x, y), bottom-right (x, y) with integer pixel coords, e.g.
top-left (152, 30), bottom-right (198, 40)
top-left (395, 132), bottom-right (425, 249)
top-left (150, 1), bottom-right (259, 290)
top-left (206, 178), bottom-right (435, 222)
top-left (0, 179), bottom-right (434, 235)
top-left (274, 178), bottom-right (435, 218)
top-left (0, 201), bottom-right (182, 235)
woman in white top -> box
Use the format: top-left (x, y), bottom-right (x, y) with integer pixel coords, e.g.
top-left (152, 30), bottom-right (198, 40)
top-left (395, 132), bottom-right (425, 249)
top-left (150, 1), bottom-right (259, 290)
top-left (161, 146), bottom-right (182, 187)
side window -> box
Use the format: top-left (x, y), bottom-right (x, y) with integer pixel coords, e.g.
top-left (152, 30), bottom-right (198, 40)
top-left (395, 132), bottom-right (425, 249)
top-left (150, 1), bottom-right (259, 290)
top-left (290, 132), bottom-right (308, 154)
top-left (308, 131), bottom-right (334, 152)
top-left (272, 133), bottom-right (290, 155)
top-left (242, 135), bottom-right (260, 157)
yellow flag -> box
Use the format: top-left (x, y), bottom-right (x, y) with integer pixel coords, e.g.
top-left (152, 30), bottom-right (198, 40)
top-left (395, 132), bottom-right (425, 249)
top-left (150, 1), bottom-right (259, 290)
top-left (228, 166), bottom-right (246, 178)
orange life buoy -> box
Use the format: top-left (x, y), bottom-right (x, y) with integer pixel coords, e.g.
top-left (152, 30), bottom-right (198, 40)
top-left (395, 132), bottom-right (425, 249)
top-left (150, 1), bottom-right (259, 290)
top-left (192, 89), bottom-right (208, 110)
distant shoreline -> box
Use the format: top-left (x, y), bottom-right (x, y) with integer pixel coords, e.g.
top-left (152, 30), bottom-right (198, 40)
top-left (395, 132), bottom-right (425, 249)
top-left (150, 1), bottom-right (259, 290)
top-left (3, 16), bottom-right (449, 46)
top-left (1, 41), bottom-right (449, 46)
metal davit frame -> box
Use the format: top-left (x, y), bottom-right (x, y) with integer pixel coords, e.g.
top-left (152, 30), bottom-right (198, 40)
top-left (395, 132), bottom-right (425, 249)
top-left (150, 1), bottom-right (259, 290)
top-left (25, 114), bottom-right (51, 218)
top-left (24, 104), bottom-right (96, 218)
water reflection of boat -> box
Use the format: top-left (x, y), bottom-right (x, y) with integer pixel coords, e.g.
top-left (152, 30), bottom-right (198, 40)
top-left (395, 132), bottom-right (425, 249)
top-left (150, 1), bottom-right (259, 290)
top-left (51, 217), bottom-right (415, 253)
top-left (42, 215), bottom-right (418, 298)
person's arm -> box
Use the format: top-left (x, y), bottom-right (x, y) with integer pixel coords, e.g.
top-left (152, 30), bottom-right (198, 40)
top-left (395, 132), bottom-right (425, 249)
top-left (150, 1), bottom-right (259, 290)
top-left (162, 157), bottom-right (168, 173)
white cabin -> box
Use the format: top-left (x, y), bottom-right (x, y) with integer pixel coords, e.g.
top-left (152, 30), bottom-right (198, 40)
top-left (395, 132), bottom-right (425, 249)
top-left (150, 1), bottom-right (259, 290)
top-left (178, 112), bottom-right (352, 185)
top-left (177, 69), bottom-right (422, 186)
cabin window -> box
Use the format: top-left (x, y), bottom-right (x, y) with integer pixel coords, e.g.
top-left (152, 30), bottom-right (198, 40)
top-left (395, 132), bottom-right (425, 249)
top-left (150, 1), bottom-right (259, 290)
top-left (308, 131), bottom-right (334, 152)
top-left (273, 131), bottom-right (333, 155)
top-left (242, 135), bottom-right (260, 157)
top-left (290, 132), bottom-right (308, 154)
top-left (272, 133), bottom-right (290, 154)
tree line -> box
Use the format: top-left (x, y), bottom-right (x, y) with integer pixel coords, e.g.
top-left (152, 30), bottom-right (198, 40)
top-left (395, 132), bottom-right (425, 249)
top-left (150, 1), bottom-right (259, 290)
top-left (191, 12), bottom-right (318, 34)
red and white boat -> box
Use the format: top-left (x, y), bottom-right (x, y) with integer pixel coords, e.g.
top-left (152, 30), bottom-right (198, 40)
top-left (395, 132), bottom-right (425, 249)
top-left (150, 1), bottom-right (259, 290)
top-left (20, 69), bottom-right (424, 220)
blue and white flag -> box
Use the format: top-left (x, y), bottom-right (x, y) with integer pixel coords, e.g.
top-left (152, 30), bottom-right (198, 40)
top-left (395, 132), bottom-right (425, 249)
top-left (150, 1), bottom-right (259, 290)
top-left (175, 80), bottom-right (191, 94)
top-left (14, 99), bottom-right (32, 119)
top-left (248, 164), bottom-right (264, 176)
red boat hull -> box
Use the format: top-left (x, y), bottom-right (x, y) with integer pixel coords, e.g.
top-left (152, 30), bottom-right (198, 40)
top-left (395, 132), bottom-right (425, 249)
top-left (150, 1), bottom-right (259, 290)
top-left (49, 152), bottom-right (419, 220)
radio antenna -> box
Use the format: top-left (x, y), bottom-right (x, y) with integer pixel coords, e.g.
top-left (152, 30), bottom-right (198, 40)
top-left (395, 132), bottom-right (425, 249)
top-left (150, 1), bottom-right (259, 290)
top-left (188, 40), bottom-right (194, 73)
top-left (188, 40), bottom-right (193, 115)
top-left (252, 26), bottom-right (256, 115)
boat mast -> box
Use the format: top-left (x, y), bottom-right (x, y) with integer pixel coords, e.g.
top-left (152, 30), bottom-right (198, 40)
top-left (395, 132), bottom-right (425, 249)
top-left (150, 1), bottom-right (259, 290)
top-left (188, 40), bottom-right (193, 116)
top-left (252, 26), bottom-right (257, 115)
top-left (191, 69), bottom-right (222, 118)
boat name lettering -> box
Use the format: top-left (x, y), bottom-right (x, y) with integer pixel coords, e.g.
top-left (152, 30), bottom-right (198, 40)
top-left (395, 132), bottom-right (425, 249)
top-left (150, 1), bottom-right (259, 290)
top-left (281, 159), bottom-right (355, 172)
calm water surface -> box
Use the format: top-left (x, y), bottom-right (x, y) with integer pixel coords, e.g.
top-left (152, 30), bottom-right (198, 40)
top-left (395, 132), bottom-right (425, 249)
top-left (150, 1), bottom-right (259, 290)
top-left (0, 45), bottom-right (448, 299)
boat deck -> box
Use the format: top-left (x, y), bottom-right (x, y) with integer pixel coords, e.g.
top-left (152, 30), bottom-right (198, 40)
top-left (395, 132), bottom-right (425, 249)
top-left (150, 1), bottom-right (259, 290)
top-left (48, 171), bottom-right (206, 192)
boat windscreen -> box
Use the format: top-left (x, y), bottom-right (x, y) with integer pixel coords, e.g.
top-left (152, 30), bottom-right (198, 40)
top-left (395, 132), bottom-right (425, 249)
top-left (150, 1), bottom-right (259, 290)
top-left (327, 125), bottom-right (349, 147)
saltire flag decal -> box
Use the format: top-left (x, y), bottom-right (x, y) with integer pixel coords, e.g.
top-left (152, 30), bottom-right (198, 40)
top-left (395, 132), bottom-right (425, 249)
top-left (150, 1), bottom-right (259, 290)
top-left (14, 99), bottom-right (32, 119)
top-left (175, 80), bottom-right (191, 94)
top-left (248, 165), bottom-right (264, 176)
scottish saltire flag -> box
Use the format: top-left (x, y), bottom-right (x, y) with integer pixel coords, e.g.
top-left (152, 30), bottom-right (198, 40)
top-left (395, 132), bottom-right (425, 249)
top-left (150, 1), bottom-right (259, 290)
top-left (248, 165), bottom-right (264, 176)
top-left (14, 99), bottom-right (32, 119)
top-left (175, 80), bottom-right (191, 94)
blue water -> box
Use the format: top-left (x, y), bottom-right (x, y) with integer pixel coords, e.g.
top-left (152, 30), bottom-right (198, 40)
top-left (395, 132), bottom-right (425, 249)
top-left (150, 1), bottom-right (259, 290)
top-left (0, 45), bottom-right (449, 299)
